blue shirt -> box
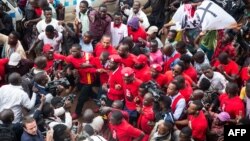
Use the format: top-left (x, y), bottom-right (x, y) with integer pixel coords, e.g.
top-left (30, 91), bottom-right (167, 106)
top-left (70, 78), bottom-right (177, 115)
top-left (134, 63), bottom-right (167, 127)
top-left (21, 130), bottom-right (44, 141)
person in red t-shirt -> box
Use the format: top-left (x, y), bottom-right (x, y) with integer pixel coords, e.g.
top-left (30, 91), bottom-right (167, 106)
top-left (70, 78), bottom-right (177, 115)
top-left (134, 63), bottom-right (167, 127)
top-left (220, 82), bottom-right (245, 119)
top-left (0, 58), bottom-right (8, 86)
top-left (240, 64), bottom-right (250, 85)
top-left (109, 110), bottom-right (145, 141)
top-left (173, 75), bottom-right (193, 104)
top-left (127, 17), bottom-right (147, 43)
top-left (150, 64), bottom-right (168, 91)
top-left (180, 54), bottom-right (197, 83)
top-left (162, 43), bottom-right (181, 72)
top-left (134, 54), bottom-right (151, 82)
top-left (102, 54), bottom-right (124, 106)
top-left (43, 44), bottom-right (66, 75)
top-left (118, 43), bottom-right (136, 68)
top-left (213, 52), bottom-right (239, 82)
top-left (137, 93), bottom-right (155, 140)
top-left (65, 44), bottom-right (97, 119)
top-left (93, 35), bottom-right (117, 57)
top-left (121, 67), bottom-right (142, 124)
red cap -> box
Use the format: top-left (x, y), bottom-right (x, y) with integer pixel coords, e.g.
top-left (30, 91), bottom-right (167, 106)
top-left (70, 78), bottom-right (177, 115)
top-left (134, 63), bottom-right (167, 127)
top-left (109, 54), bottom-right (122, 63)
top-left (43, 44), bottom-right (53, 53)
top-left (151, 64), bottom-right (162, 72)
top-left (121, 67), bottom-right (134, 77)
top-left (134, 54), bottom-right (148, 64)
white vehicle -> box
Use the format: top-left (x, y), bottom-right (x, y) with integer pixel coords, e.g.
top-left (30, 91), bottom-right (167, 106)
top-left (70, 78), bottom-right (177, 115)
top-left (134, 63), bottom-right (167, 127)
top-left (1, 0), bottom-right (23, 30)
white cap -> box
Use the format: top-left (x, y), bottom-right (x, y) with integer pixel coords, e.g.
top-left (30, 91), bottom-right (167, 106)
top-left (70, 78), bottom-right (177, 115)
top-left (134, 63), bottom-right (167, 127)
top-left (8, 52), bottom-right (21, 66)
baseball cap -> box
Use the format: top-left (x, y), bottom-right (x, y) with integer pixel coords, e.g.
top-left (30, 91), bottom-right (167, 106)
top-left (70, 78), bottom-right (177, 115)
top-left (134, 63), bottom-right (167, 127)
top-left (147, 26), bottom-right (158, 35)
top-left (43, 44), bottom-right (54, 53)
top-left (151, 64), bottom-right (162, 72)
top-left (8, 52), bottom-right (21, 66)
top-left (109, 54), bottom-right (122, 63)
top-left (216, 112), bottom-right (230, 122)
top-left (134, 54), bottom-right (148, 64)
top-left (121, 67), bottom-right (134, 77)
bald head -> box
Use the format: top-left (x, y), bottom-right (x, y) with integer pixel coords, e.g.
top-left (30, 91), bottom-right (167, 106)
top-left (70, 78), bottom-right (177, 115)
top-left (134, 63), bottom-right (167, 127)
top-left (191, 90), bottom-right (204, 100)
top-left (0, 109), bottom-right (14, 124)
top-left (34, 56), bottom-right (47, 69)
top-left (83, 109), bottom-right (94, 123)
top-left (112, 100), bottom-right (124, 109)
top-left (143, 93), bottom-right (154, 106)
top-left (162, 43), bottom-right (174, 56)
top-left (8, 72), bottom-right (21, 85)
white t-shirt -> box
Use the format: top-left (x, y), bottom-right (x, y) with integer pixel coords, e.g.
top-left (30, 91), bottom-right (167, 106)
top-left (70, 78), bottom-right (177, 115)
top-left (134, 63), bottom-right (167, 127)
top-left (38, 32), bottom-right (63, 51)
top-left (124, 9), bottom-right (150, 29)
top-left (155, 37), bottom-right (163, 49)
top-left (110, 22), bottom-right (128, 47)
top-left (79, 38), bottom-right (93, 53)
top-left (36, 18), bottom-right (63, 33)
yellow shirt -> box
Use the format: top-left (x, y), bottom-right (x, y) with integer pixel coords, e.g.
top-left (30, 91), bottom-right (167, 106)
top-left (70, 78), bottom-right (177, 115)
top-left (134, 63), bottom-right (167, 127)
top-left (240, 87), bottom-right (246, 100)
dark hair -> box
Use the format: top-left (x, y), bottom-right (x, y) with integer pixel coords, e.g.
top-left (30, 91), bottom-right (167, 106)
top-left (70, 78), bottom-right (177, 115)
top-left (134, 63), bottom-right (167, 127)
top-left (180, 54), bottom-right (192, 64)
top-left (181, 126), bottom-right (192, 137)
top-left (169, 81), bottom-right (180, 91)
top-left (192, 100), bottom-right (203, 111)
top-left (71, 44), bottom-right (82, 50)
top-left (84, 31), bottom-right (93, 37)
top-left (53, 124), bottom-right (68, 141)
top-left (159, 95), bottom-right (172, 109)
top-left (23, 116), bottom-right (35, 128)
top-left (45, 25), bottom-right (55, 33)
top-left (0, 109), bottom-right (14, 124)
top-left (34, 72), bottom-right (47, 85)
top-left (169, 30), bottom-right (177, 36)
top-left (8, 72), bottom-right (21, 86)
top-left (226, 82), bottom-right (239, 96)
top-left (42, 102), bottom-right (54, 118)
top-left (114, 11), bottom-right (122, 17)
top-left (150, 39), bottom-right (158, 46)
top-left (176, 60), bottom-right (186, 72)
top-left (174, 75), bottom-right (185, 85)
top-left (218, 52), bottom-right (229, 62)
top-left (176, 41), bottom-right (186, 49)
top-left (111, 110), bottom-right (123, 121)
top-left (34, 56), bottom-right (47, 69)
top-left (10, 31), bottom-right (20, 40)
top-left (199, 78), bottom-right (211, 91)
top-left (43, 6), bottom-right (52, 12)
top-left (51, 97), bottom-right (63, 108)
top-left (139, 82), bottom-right (148, 89)
top-left (80, 0), bottom-right (89, 7)
top-left (84, 124), bottom-right (94, 136)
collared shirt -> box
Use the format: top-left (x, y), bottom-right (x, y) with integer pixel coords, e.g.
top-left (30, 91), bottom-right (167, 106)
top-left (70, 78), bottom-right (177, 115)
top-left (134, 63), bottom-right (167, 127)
top-left (0, 34), bottom-right (26, 59)
top-left (21, 130), bottom-right (44, 141)
top-left (169, 93), bottom-right (186, 120)
top-left (124, 9), bottom-right (150, 29)
top-left (0, 84), bottom-right (36, 123)
top-left (79, 10), bottom-right (90, 34)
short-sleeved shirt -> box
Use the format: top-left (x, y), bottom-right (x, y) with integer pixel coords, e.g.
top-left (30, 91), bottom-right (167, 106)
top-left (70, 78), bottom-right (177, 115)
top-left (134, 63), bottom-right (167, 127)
top-left (109, 119), bottom-right (143, 141)
top-left (38, 32), bottom-right (62, 51)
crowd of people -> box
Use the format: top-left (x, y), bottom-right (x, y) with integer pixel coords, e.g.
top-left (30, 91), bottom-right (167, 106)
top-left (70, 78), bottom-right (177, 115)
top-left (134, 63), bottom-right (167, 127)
top-left (0, 0), bottom-right (250, 141)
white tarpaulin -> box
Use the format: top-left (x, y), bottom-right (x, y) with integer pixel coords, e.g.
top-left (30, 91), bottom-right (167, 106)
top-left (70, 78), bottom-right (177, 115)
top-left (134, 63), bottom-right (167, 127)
top-left (171, 0), bottom-right (237, 31)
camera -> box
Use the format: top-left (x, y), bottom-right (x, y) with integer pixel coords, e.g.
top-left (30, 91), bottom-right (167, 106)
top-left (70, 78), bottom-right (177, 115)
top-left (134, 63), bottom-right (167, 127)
top-left (144, 81), bottom-right (165, 101)
top-left (62, 93), bottom-right (76, 103)
top-left (45, 77), bottom-right (70, 96)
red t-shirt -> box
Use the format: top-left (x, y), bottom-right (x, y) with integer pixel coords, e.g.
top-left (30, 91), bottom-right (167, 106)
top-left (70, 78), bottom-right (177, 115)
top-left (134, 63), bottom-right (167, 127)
top-left (163, 53), bottom-right (181, 72)
top-left (221, 96), bottom-right (245, 119)
top-left (123, 78), bottom-right (142, 110)
top-left (240, 67), bottom-right (250, 85)
top-left (0, 58), bottom-right (8, 86)
top-left (179, 82), bottom-right (193, 104)
top-left (128, 26), bottom-right (147, 43)
top-left (121, 53), bottom-right (136, 68)
top-left (94, 43), bottom-right (117, 57)
top-left (183, 66), bottom-right (197, 83)
top-left (45, 53), bottom-right (66, 74)
top-left (153, 73), bottom-right (168, 89)
top-left (65, 53), bottom-right (96, 84)
top-left (188, 111), bottom-right (208, 141)
top-left (107, 66), bottom-right (124, 101)
top-left (109, 119), bottom-right (143, 141)
top-left (134, 65), bottom-right (151, 82)
top-left (137, 105), bottom-right (155, 134)
top-left (92, 57), bottom-right (109, 85)
top-left (213, 60), bottom-right (239, 76)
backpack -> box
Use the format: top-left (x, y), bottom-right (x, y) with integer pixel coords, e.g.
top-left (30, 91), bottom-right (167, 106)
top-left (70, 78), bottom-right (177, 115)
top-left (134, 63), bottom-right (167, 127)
top-left (0, 125), bottom-right (17, 141)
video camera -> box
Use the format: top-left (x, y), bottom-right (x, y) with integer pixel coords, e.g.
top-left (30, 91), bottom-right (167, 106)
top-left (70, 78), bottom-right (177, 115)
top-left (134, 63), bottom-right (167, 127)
top-left (45, 77), bottom-right (70, 96)
top-left (144, 81), bottom-right (165, 101)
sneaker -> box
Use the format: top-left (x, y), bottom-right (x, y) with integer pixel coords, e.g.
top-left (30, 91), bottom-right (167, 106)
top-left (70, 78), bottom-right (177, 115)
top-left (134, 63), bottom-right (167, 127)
top-left (71, 113), bottom-right (79, 120)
